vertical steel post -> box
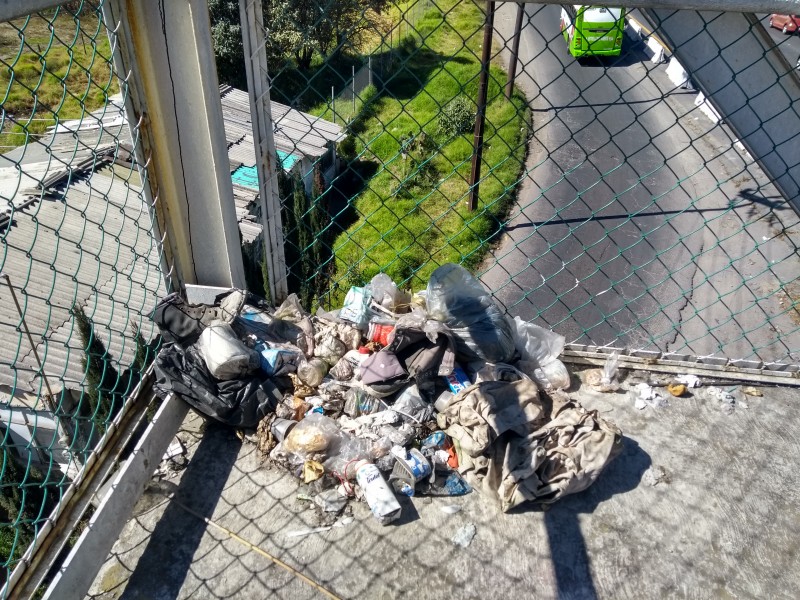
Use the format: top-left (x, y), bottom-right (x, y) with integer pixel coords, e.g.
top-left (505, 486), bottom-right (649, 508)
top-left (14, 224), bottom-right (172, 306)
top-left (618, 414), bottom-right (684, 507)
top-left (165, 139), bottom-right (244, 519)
top-left (468, 1), bottom-right (496, 212)
top-left (505, 3), bottom-right (524, 100)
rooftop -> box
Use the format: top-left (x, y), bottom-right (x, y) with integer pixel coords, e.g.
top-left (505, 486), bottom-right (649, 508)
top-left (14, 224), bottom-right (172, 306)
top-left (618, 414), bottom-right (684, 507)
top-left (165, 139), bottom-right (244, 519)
top-left (0, 124), bottom-right (164, 400)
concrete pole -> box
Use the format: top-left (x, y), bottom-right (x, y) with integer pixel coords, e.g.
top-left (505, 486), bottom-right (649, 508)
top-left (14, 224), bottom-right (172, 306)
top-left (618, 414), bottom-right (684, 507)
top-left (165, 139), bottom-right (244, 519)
top-left (94, 0), bottom-right (247, 290)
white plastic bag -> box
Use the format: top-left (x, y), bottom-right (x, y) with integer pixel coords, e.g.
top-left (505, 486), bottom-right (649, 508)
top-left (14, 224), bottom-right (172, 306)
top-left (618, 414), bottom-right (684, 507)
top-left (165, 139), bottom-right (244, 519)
top-left (195, 321), bottom-right (260, 380)
top-left (509, 316), bottom-right (570, 390)
top-left (368, 273), bottom-right (410, 312)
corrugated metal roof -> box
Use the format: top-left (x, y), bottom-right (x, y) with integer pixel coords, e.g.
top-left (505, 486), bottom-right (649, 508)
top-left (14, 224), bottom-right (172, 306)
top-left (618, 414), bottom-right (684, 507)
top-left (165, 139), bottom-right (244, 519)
top-left (219, 85), bottom-right (345, 162)
top-left (2, 86), bottom-right (341, 401)
top-left (1, 163), bottom-right (165, 398)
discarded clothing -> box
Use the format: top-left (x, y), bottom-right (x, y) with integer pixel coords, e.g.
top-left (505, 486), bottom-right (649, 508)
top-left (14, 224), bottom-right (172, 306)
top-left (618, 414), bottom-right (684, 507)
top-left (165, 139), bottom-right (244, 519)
top-left (437, 378), bottom-right (545, 458)
top-left (439, 382), bottom-right (622, 511)
top-left (152, 289), bottom-right (247, 346)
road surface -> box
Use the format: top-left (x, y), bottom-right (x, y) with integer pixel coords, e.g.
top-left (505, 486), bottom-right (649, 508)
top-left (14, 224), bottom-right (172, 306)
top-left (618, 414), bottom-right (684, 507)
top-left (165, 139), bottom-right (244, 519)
top-left (482, 3), bottom-right (800, 365)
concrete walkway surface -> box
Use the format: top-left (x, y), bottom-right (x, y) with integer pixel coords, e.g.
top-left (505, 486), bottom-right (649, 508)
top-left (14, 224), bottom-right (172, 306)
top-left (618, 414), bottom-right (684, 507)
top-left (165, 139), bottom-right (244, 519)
top-left (87, 369), bottom-right (800, 600)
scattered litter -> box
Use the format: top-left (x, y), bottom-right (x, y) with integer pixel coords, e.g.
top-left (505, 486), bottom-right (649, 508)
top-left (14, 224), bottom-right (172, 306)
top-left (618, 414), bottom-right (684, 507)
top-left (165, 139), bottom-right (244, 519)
top-left (642, 465), bottom-right (669, 487)
top-left (676, 374), bottom-right (701, 388)
top-left (739, 400), bottom-right (750, 409)
top-left (440, 504), bottom-right (462, 515)
top-left (634, 383), bottom-right (668, 409)
top-left (451, 523), bottom-right (477, 548)
top-left (707, 386), bottom-right (736, 414)
top-left (666, 382), bottom-right (687, 397)
top-left (285, 516), bottom-right (355, 538)
top-left (356, 462), bottom-right (402, 525)
top-left (742, 386), bottom-right (762, 397)
top-left (162, 438), bottom-right (185, 462)
top-left (313, 489), bottom-right (348, 513)
top-left (152, 264), bottom-right (623, 528)
top-left (303, 460), bottom-right (325, 483)
top-left (585, 351), bottom-right (621, 392)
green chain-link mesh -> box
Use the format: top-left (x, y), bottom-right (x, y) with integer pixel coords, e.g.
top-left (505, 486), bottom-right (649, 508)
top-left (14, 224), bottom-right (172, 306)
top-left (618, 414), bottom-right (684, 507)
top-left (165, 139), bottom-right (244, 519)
top-left (2, 0), bottom-right (799, 592)
top-left (237, 0), bottom-right (798, 366)
top-left (0, 1), bottom-right (167, 588)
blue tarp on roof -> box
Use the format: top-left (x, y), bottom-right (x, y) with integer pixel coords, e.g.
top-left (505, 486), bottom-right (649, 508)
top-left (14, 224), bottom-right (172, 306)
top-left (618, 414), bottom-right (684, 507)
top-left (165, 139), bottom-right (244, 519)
top-left (231, 150), bottom-right (301, 190)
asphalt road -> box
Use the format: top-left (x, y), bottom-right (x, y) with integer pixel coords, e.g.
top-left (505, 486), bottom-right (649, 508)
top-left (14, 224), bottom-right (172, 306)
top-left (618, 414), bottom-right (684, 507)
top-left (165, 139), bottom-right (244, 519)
top-left (759, 13), bottom-right (800, 65)
top-left (482, 3), bottom-right (800, 364)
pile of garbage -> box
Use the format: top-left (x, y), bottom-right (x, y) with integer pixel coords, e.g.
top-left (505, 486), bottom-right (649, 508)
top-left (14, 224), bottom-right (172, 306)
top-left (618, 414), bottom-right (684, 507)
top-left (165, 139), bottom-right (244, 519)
top-left (153, 264), bottom-right (622, 524)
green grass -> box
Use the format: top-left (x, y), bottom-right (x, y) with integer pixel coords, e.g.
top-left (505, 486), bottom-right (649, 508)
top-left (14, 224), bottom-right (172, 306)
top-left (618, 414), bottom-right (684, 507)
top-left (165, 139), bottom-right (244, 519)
top-left (0, 6), bottom-right (118, 150)
top-left (317, 0), bottom-right (530, 304)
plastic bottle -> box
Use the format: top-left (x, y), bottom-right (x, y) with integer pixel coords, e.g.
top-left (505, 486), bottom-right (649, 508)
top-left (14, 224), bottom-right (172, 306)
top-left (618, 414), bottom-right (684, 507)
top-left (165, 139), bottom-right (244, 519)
top-left (355, 461), bottom-right (401, 525)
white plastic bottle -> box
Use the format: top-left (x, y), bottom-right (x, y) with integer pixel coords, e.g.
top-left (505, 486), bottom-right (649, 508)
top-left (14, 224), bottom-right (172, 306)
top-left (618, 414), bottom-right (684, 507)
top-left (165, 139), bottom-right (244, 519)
top-left (355, 462), bottom-right (401, 525)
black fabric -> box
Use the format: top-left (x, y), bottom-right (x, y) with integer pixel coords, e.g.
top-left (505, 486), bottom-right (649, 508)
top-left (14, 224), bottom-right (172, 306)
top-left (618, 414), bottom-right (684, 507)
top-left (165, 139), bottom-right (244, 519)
top-left (386, 326), bottom-right (456, 391)
top-left (154, 344), bottom-right (282, 428)
top-left (152, 293), bottom-right (209, 346)
top-left (153, 289), bottom-right (265, 348)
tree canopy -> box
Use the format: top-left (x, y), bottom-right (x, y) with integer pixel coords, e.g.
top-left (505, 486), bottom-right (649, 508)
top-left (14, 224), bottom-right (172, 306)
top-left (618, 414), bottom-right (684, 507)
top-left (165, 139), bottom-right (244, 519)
top-left (208, 0), bottom-right (389, 84)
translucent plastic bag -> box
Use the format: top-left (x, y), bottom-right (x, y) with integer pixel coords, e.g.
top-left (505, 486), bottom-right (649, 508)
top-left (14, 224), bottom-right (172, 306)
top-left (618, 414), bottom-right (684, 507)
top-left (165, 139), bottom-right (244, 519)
top-left (368, 273), bottom-right (411, 313)
top-left (283, 413), bottom-right (341, 456)
top-left (509, 316), bottom-right (570, 390)
top-left (426, 264), bottom-right (515, 363)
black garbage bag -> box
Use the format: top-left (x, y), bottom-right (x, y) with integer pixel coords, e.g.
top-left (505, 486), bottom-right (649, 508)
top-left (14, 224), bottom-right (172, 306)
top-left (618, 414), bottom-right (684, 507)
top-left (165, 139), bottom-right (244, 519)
top-left (154, 343), bottom-right (281, 428)
top-left (426, 263), bottom-right (515, 363)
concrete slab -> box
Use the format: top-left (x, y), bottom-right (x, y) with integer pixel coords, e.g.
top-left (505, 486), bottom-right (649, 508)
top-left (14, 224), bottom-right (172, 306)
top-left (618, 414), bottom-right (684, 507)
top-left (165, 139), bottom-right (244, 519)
top-left (87, 372), bottom-right (800, 599)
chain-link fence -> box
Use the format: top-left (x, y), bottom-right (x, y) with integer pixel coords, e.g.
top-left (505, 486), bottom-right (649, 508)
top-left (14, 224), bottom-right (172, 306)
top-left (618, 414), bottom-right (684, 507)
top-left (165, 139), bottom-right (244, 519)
top-left (2, 0), bottom-right (800, 594)
top-left (237, 0), bottom-right (799, 372)
top-left (0, 0), bottom-right (167, 589)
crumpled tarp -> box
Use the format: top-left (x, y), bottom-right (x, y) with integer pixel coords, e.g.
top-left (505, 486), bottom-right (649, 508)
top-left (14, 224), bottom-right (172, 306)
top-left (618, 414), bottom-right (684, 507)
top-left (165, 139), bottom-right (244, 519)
top-left (438, 380), bottom-right (622, 511)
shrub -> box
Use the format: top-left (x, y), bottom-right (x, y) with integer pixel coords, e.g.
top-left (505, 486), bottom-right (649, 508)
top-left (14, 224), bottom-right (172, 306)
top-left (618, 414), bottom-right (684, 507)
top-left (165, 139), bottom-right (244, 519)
top-left (437, 95), bottom-right (475, 139)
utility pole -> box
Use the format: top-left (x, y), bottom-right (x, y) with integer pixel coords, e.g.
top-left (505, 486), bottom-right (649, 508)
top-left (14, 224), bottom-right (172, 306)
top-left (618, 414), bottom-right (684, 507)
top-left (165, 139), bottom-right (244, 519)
top-left (468, 1), bottom-right (495, 212)
top-left (505, 3), bottom-right (524, 100)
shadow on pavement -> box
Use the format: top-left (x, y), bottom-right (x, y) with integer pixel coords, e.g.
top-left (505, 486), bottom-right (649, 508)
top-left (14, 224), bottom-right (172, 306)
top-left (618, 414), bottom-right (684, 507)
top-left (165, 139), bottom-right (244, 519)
top-left (546, 437), bottom-right (650, 599)
top-left (120, 421), bottom-right (241, 600)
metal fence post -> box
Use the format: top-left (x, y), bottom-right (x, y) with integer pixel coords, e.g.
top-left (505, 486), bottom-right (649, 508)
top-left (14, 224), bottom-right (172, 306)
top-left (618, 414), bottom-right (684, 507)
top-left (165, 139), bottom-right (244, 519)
top-left (468, 1), bottom-right (496, 211)
top-left (505, 3), bottom-right (524, 100)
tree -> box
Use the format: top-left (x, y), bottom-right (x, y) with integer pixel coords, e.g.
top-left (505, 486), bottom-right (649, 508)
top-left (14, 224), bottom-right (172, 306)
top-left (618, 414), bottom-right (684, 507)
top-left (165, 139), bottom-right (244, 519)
top-left (264, 0), bottom-right (389, 70)
top-left (208, 0), bottom-right (246, 89)
top-left (73, 305), bottom-right (122, 431)
top-left (0, 453), bottom-right (56, 570)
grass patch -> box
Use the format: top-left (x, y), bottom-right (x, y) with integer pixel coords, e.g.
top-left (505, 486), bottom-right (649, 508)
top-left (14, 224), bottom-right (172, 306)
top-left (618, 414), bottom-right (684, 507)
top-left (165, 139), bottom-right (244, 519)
top-left (321, 0), bottom-right (530, 304)
top-left (0, 5), bottom-right (119, 151)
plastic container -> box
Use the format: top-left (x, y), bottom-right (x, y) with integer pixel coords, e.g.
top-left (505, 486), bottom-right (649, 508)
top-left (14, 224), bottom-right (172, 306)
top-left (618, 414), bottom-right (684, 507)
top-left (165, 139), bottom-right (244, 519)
top-left (270, 418), bottom-right (297, 442)
top-left (389, 448), bottom-right (432, 497)
top-left (355, 462), bottom-right (402, 525)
